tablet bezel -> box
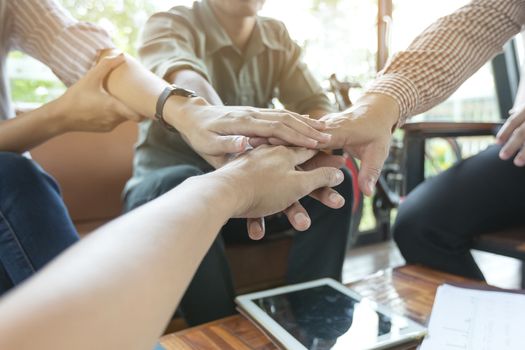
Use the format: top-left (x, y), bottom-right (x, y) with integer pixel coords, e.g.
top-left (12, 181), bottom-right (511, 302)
top-left (235, 278), bottom-right (427, 350)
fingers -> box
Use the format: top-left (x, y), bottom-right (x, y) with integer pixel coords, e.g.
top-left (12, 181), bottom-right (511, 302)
top-left (212, 135), bottom-right (250, 154)
top-left (499, 123), bottom-right (525, 165)
top-left (247, 217), bottom-right (265, 240)
top-left (248, 137), bottom-right (270, 148)
top-left (217, 113), bottom-right (330, 148)
top-left (357, 145), bottom-right (388, 196)
top-left (255, 112), bottom-right (331, 144)
top-left (285, 147), bottom-right (318, 166)
top-left (513, 148), bottom-right (525, 166)
top-left (284, 202), bottom-right (311, 231)
top-left (299, 152), bottom-right (345, 171)
top-left (255, 109), bottom-right (327, 130)
top-left (297, 167), bottom-right (345, 196)
top-left (308, 187), bottom-right (345, 209)
top-left (90, 53), bottom-right (126, 82)
top-left (496, 108), bottom-right (525, 145)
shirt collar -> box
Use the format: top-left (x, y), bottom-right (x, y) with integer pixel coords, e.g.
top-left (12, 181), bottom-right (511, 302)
top-left (197, 0), bottom-right (287, 57)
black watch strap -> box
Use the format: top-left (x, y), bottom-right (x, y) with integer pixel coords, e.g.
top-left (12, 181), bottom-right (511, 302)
top-left (155, 85), bottom-right (198, 132)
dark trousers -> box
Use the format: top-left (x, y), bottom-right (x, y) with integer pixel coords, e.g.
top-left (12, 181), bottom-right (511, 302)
top-left (393, 145), bottom-right (525, 280)
top-left (0, 152), bottom-right (79, 295)
top-left (124, 164), bottom-right (353, 326)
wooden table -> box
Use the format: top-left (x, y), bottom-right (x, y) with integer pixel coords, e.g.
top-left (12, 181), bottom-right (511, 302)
top-left (161, 265), bottom-right (480, 349)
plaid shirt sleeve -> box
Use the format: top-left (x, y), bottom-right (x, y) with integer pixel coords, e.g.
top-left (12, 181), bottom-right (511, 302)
top-left (8, 0), bottom-right (114, 87)
top-left (366, 0), bottom-right (525, 126)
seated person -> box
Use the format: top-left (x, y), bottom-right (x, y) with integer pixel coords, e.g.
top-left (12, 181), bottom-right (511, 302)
top-left (318, 0), bottom-right (525, 280)
top-left (126, 0), bottom-right (354, 325)
top-left (0, 145), bottom-right (347, 350)
top-left (0, 0), bottom-right (328, 295)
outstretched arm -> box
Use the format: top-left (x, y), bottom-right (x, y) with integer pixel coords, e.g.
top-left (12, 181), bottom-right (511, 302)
top-left (0, 146), bottom-right (344, 350)
top-left (321, 0), bottom-right (525, 195)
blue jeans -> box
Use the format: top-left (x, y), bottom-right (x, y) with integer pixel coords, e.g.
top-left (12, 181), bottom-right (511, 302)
top-left (0, 152), bottom-right (79, 295)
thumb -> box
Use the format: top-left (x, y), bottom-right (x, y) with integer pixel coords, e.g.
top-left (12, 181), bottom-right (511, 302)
top-left (211, 135), bottom-right (249, 154)
top-left (357, 145), bottom-right (388, 197)
top-left (299, 167), bottom-right (344, 196)
top-left (90, 53), bottom-right (126, 82)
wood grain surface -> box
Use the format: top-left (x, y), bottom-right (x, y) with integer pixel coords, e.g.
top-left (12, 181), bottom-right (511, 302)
top-left (161, 265), bottom-right (479, 350)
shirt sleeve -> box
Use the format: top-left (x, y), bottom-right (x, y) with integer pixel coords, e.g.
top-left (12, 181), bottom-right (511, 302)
top-left (366, 0), bottom-right (525, 125)
top-left (138, 9), bottom-right (210, 82)
top-left (276, 24), bottom-right (334, 115)
top-left (7, 0), bottom-right (114, 87)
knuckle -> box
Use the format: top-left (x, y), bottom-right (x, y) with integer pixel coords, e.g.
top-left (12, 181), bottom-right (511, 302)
top-left (274, 145), bottom-right (288, 153)
top-left (269, 121), bottom-right (280, 130)
top-left (324, 168), bottom-right (337, 184)
top-left (224, 111), bottom-right (236, 119)
top-left (283, 114), bottom-right (294, 123)
top-left (237, 114), bottom-right (251, 123)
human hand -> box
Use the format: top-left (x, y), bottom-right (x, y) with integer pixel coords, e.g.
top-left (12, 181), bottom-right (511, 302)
top-left (318, 93), bottom-right (399, 196)
top-left (246, 152), bottom-right (346, 239)
top-left (211, 146), bottom-right (345, 239)
top-left (52, 54), bottom-right (142, 132)
top-left (165, 101), bottom-right (332, 168)
top-left (496, 104), bottom-right (525, 166)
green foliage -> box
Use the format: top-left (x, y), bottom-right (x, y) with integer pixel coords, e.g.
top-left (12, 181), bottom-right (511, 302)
top-left (59, 0), bottom-right (155, 55)
top-left (311, 0), bottom-right (343, 10)
top-left (10, 79), bottom-right (65, 104)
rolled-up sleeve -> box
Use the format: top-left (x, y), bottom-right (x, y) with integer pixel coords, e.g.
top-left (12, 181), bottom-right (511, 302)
top-left (367, 0), bottom-right (525, 124)
top-left (277, 25), bottom-right (333, 115)
top-left (138, 10), bottom-right (210, 81)
top-left (8, 0), bottom-right (114, 86)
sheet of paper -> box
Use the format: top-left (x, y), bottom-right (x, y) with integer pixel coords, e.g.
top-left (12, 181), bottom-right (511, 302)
top-left (421, 284), bottom-right (525, 350)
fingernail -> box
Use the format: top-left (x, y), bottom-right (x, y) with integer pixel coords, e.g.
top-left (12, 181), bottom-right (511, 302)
top-left (235, 136), bottom-right (247, 151)
top-left (329, 192), bottom-right (344, 206)
top-left (499, 150), bottom-right (508, 159)
top-left (249, 221), bottom-right (263, 239)
top-left (294, 213), bottom-right (310, 229)
top-left (335, 170), bottom-right (344, 183)
top-left (515, 158), bottom-right (525, 166)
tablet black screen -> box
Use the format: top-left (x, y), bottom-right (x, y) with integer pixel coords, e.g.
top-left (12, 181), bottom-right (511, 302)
top-left (254, 285), bottom-right (393, 349)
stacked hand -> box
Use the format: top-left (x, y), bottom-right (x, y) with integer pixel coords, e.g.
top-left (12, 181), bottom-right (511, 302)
top-left (245, 151), bottom-right (347, 239)
top-left (213, 146), bottom-right (346, 239)
top-left (166, 101), bottom-right (332, 168)
top-left (319, 93), bottom-right (399, 196)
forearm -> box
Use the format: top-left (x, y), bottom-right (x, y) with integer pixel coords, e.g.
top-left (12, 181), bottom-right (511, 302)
top-left (168, 69), bottom-right (224, 106)
top-left (0, 174), bottom-right (237, 350)
top-left (102, 50), bottom-right (174, 118)
top-left (0, 100), bottom-right (66, 153)
top-left (367, 0), bottom-right (525, 122)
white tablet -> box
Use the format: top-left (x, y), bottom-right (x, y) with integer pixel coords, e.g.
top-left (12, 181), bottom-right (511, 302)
top-left (235, 278), bottom-right (426, 350)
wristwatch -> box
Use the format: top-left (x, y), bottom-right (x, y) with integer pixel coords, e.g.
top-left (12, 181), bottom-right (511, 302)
top-left (155, 85), bottom-right (198, 132)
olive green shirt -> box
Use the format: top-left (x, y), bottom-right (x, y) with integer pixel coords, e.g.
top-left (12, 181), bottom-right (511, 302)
top-left (126, 0), bottom-right (333, 193)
